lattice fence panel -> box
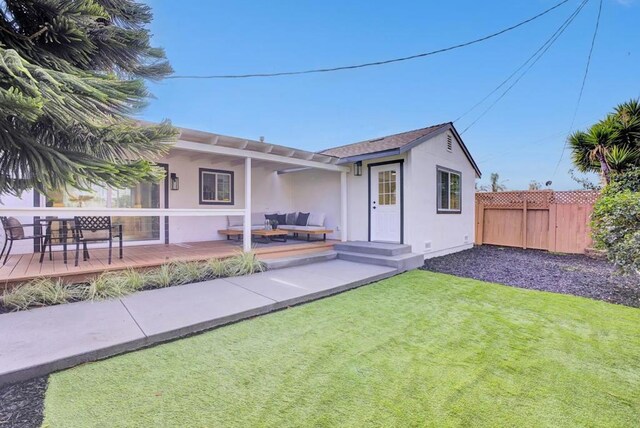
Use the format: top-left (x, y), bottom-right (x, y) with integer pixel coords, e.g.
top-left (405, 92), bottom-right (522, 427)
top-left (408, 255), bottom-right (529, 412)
top-left (551, 190), bottom-right (600, 205)
top-left (476, 190), bottom-right (553, 208)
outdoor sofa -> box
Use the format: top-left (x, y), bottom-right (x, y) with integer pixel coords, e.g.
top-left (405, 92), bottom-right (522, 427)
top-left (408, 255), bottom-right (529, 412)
top-left (222, 212), bottom-right (332, 241)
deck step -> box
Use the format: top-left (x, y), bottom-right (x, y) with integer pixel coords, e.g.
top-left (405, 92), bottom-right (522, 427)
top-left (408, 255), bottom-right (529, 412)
top-left (334, 241), bottom-right (412, 256)
top-left (263, 250), bottom-right (338, 270)
top-left (336, 251), bottom-right (423, 272)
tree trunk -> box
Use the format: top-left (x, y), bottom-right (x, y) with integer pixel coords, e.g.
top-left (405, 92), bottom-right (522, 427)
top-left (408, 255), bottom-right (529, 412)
top-left (596, 151), bottom-right (611, 184)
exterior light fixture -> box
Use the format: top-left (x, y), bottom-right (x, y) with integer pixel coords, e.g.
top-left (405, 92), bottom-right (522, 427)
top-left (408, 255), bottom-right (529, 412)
top-left (170, 173), bottom-right (179, 191)
top-left (354, 161), bottom-right (363, 176)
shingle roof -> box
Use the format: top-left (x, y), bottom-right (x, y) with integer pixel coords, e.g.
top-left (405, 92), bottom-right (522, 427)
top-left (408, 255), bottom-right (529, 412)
top-left (319, 123), bottom-right (449, 158)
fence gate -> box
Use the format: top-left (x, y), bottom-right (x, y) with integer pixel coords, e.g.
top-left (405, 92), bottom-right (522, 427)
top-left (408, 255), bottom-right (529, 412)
top-left (475, 190), bottom-right (599, 254)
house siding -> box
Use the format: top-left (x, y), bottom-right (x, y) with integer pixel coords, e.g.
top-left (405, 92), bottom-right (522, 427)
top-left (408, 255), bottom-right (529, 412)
top-left (344, 130), bottom-right (476, 258)
top-left (405, 130), bottom-right (476, 258)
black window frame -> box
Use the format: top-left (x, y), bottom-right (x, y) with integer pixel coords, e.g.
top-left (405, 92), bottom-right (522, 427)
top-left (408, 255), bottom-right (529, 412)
top-left (436, 166), bottom-right (462, 214)
top-left (199, 168), bottom-right (235, 205)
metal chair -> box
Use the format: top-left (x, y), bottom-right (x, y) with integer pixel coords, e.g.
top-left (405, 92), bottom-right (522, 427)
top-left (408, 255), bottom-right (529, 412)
top-left (73, 216), bottom-right (123, 266)
top-left (0, 216), bottom-right (47, 265)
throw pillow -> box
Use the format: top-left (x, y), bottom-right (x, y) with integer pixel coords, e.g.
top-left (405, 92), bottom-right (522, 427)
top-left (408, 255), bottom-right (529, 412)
top-left (296, 212), bottom-right (310, 226)
top-left (265, 213), bottom-right (279, 223)
top-left (285, 212), bottom-right (297, 225)
top-left (307, 213), bottom-right (326, 227)
top-left (6, 217), bottom-right (24, 239)
top-left (276, 214), bottom-right (286, 225)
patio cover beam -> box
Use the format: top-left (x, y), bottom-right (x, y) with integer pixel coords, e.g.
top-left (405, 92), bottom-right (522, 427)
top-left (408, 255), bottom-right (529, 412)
top-left (171, 141), bottom-right (349, 173)
top-left (0, 208), bottom-right (244, 217)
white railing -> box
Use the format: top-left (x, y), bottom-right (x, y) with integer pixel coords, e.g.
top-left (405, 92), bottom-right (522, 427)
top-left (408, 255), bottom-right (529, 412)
top-left (0, 208), bottom-right (245, 217)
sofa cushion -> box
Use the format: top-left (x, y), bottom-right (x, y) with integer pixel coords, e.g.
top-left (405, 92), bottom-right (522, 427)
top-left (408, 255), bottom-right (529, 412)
top-left (227, 225), bottom-right (263, 231)
top-left (296, 212), bottom-right (310, 226)
top-left (285, 212), bottom-right (297, 225)
top-left (227, 215), bottom-right (243, 227)
top-left (251, 212), bottom-right (266, 226)
top-left (275, 214), bottom-right (286, 225)
top-left (307, 213), bottom-right (325, 227)
top-left (280, 225), bottom-right (326, 232)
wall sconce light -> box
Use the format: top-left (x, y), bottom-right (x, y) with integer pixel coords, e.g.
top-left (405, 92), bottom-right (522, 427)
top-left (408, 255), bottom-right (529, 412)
top-left (170, 173), bottom-right (179, 191)
top-left (354, 161), bottom-right (363, 176)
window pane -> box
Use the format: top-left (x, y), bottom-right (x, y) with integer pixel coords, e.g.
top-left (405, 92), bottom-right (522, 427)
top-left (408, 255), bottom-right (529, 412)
top-left (439, 171), bottom-right (449, 209)
top-left (202, 172), bottom-right (216, 201)
top-left (217, 174), bottom-right (231, 202)
top-left (113, 182), bottom-right (160, 241)
top-left (450, 173), bottom-right (461, 210)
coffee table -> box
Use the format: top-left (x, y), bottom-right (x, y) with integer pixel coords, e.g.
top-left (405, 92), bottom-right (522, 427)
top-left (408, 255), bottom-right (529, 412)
top-left (218, 229), bottom-right (288, 243)
top-left (251, 229), bottom-right (288, 243)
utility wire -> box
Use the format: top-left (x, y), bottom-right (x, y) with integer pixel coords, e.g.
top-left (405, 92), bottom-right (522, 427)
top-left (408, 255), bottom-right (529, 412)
top-left (552, 0), bottom-right (603, 177)
top-left (165, 0), bottom-right (570, 80)
top-left (459, 0), bottom-right (590, 135)
top-left (454, 0), bottom-right (588, 123)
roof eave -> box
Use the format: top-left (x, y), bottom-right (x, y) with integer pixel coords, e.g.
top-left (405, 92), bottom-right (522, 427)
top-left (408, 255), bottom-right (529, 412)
top-left (334, 148), bottom-right (402, 164)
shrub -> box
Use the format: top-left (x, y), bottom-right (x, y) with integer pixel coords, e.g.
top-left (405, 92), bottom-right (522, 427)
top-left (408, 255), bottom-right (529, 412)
top-left (223, 251), bottom-right (265, 277)
top-left (82, 269), bottom-right (146, 301)
top-left (167, 261), bottom-right (210, 285)
top-left (0, 278), bottom-right (81, 311)
top-left (592, 187), bottom-right (640, 274)
top-left (607, 167), bottom-right (640, 194)
top-left (146, 263), bottom-right (174, 288)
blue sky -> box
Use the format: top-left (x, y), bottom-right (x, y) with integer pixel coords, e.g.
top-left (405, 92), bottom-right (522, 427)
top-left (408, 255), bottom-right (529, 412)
top-left (142, 0), bottom-right (638, 190)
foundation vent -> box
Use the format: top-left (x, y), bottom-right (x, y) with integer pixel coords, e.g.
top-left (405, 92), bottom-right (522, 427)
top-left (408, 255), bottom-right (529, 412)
top-left (424, 241), bottom-right (432, 251)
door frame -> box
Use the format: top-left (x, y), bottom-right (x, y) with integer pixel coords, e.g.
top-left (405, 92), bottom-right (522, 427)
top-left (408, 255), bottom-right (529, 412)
top-left (367, 159), bottom-right (404, 244)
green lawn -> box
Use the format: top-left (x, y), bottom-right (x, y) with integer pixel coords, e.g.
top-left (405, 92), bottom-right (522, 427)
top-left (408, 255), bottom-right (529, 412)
top-left (43, 270), bottom-right (640, 427)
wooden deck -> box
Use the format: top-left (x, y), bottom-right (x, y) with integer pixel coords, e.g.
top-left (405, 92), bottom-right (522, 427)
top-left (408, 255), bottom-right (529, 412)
top-left (0, 239), bottom-right (336, 285)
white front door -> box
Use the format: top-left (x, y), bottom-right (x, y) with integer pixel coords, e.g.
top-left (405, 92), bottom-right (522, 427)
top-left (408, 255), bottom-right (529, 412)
top-left (370, 163), bottom-right (402, 243)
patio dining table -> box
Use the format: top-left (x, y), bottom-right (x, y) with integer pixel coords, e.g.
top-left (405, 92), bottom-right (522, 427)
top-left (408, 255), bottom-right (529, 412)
top-left (38, 217), bottom-right (75, 264)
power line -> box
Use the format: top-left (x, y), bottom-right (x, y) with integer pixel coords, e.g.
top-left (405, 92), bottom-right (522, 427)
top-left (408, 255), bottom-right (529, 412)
top-left (552, 0), bottom-right (603, 177)
top-left (165, 0), bottom-right (570, 80)
top-left (458, 0), bottom-right (590, 135)
top-left (454, 0), bottom-right (588, 124)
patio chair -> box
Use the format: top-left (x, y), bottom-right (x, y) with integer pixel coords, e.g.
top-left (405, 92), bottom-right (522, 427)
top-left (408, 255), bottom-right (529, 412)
top-left (73, 216), bottom-right (123, 266)
top-left (0, 216), bottom-right (47, 265)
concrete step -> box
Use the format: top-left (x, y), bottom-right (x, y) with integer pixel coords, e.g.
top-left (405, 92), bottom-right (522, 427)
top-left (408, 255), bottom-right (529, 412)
top-left (263, 250), bottom-right (337, 270)
top-left (337, 251), bottom-right (423, 272)
top-left (334, 241), bottom-right (412, 256)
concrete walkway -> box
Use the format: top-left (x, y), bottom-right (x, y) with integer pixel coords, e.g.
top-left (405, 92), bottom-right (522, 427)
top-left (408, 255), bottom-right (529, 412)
top-left (0, 260), bottom-right (396, 387)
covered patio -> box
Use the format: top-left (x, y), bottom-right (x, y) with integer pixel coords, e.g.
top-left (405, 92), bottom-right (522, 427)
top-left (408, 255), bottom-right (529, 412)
top-left (0, 126), bottom-right (351, 285)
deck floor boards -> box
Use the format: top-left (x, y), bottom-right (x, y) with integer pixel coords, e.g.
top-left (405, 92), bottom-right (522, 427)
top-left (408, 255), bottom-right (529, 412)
top-left (0, 239), bottom-right (336, 285)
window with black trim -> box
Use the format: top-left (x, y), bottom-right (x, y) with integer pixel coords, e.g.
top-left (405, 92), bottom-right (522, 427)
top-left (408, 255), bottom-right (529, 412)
top-left (437, 167), bottom-right (461, 213)
top-left (199, 168), bottom-right (234, 205)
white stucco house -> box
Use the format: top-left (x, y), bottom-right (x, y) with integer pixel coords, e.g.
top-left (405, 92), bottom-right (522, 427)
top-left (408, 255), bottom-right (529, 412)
top-left (0, 121), bottom-right (481, 264)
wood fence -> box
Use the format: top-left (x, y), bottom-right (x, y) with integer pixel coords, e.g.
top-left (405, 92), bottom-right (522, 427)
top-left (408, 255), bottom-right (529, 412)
top-left (475, 190), bottom-right (600, 254)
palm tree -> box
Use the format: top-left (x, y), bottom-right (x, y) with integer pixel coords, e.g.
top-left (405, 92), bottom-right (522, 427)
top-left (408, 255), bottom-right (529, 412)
top-left (489, 173), bottom-right (507, 192)
top-left (569, 98), bottom-right (640, 184)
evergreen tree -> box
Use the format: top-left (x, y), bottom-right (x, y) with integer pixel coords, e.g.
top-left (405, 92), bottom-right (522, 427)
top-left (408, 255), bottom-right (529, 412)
top-left (0, 0), bottom-right (178, 196)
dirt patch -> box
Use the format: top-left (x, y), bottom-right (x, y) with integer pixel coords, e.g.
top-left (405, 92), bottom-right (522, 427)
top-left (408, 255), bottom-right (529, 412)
top-left (422, 246), bottom-right (640, 308)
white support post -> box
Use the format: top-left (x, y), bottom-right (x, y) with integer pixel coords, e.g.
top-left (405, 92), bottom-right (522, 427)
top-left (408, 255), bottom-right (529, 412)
top-left (340, 171), bottom-right (348, 242)
top-left (243, 157), bottom-right (252, 252)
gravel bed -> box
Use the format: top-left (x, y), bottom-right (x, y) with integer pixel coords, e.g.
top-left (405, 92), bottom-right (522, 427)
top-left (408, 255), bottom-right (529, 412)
top-left (0, 377), bottom-right (46, 428)
top-left (422, 245), bottom-right (640, 308)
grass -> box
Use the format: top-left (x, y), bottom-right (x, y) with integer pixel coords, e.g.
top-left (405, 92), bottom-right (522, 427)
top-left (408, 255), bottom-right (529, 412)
top-left (43, 270), bottom-right (640, 427)
top-left (0, 251), bottom-right (264, 311)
